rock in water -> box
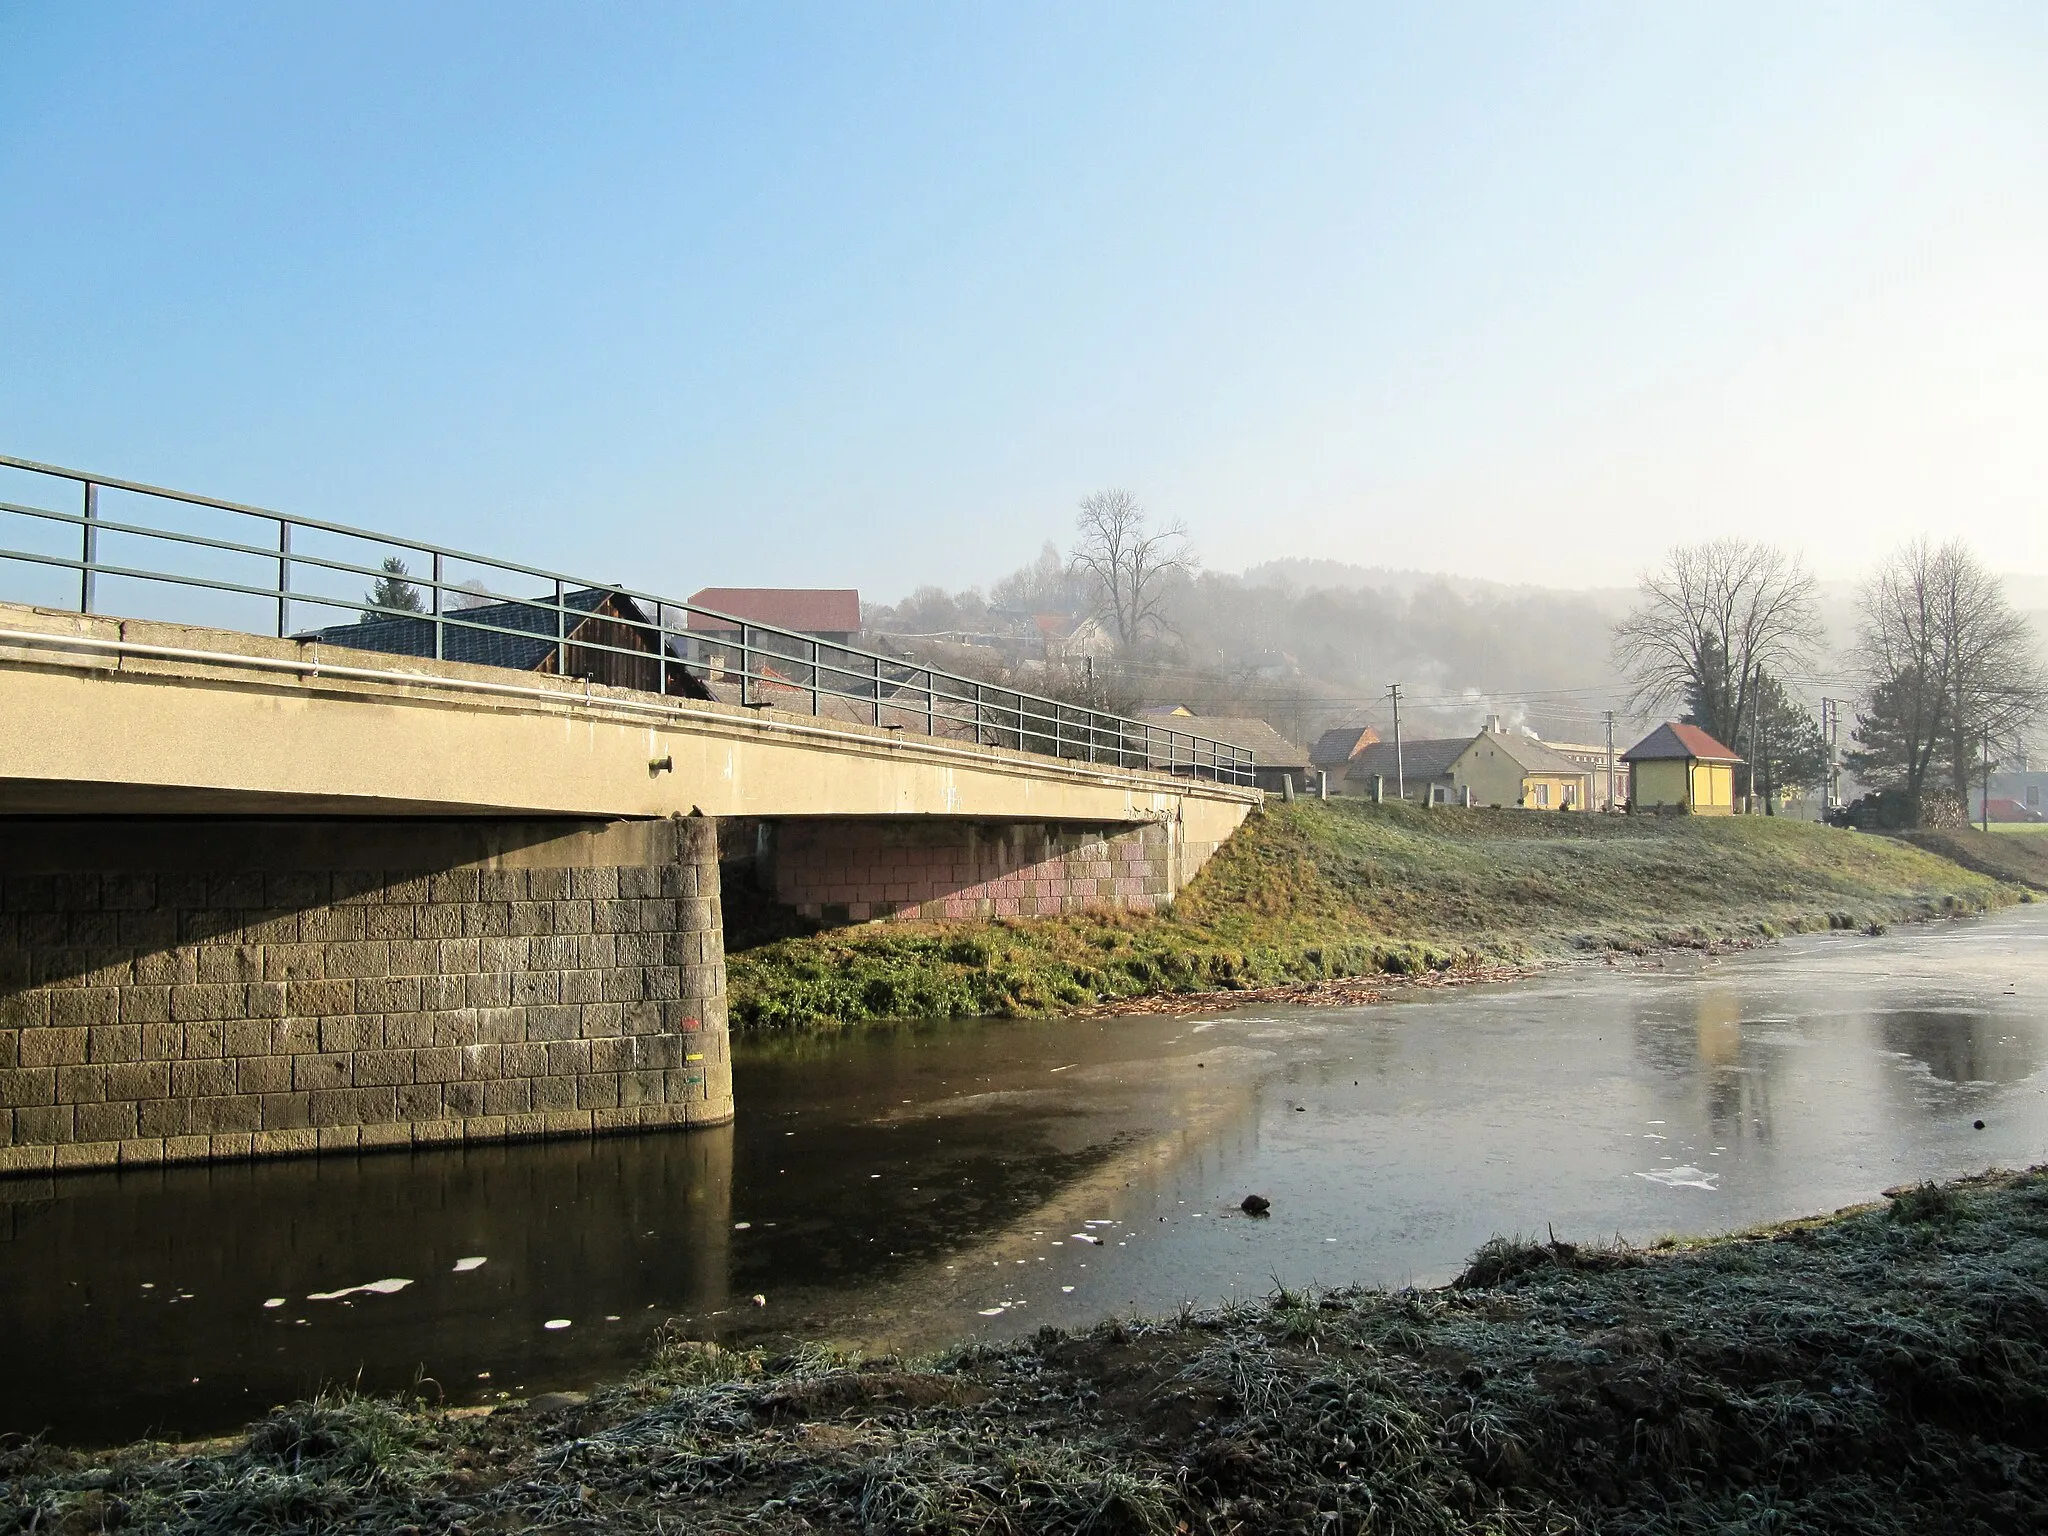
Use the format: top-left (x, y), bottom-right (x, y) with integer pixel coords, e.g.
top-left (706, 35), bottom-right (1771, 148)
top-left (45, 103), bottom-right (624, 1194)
top-left (1241, 1194), bottom-right (1272, 1215)
top-left (526, 1392), bottom-right (588, 1416)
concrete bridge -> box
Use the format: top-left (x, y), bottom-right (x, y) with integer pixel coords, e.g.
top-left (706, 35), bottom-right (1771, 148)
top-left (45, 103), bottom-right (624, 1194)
top-left (0, 457), bottom-right (1257, 1177)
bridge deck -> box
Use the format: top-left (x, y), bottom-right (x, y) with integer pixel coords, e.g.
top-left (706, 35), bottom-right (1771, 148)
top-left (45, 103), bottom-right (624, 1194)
top-left (0, 602), bottom-right (1256, 845)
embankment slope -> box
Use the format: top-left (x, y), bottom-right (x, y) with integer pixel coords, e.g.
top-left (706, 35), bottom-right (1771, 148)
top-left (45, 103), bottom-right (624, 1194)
top-left (728, 801), bottom-right (2015, 1029)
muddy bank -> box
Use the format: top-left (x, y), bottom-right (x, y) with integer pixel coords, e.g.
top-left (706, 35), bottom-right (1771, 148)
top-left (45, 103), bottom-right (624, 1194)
top-left (10, 1167), bottom-right (2044, 1534)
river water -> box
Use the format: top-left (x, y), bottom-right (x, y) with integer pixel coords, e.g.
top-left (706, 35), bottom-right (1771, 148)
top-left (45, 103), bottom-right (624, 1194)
top-left (6, 906), bottom-right (2045, 1443)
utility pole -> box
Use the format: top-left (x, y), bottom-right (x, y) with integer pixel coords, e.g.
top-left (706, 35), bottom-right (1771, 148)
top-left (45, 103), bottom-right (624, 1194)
top-left (1984, 727), bottom-right (1993, 832)
top-left (1746, 664), bottom-right (1763, 814)
top-left (1603, 710), bottom-right (1616, 813)
top-left (1388, 683), bottom-right (1405, 801)
top-left (1823, 697), bottom-right (1842, 813)
top-left (1826, 696), bottom-right (1843, 819)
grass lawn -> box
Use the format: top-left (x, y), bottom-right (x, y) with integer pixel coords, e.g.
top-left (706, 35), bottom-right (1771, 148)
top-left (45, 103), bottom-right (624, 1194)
top-left (726, 800), bottom-right (2016, 1030)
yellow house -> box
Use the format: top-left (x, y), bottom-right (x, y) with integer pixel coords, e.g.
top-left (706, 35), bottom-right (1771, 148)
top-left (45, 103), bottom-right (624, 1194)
top-left (1343, 724), bottom-right (1595, 809)
top-left (1447, 727), bottom-right (1596, 809)
top-left (1622, 722), bottom-right (1743, 815)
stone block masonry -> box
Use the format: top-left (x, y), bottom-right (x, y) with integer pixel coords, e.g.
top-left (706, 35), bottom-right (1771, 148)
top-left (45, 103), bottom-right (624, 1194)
top-left (762, 817), bottom-right (1228, 924)
top-left (0, 815), bottom-right (730, 1176)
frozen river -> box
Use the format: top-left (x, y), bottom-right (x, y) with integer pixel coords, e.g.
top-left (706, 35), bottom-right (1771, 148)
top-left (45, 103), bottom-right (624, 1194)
top-left (4, 904), bottom-right (2043, 1442)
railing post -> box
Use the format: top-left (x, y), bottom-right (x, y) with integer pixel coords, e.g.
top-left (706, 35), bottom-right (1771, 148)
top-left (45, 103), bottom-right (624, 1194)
top-left (79, 481), bottom-right (97, 614)
top-left (276, 519), bottom-right (292, 638)
top-left (739, 626), bottom-right (751, 708)
top-left (809, 638), bottom-right (820, 717)
top-left (973, 682), bottom-right (984, 746)
top-left (925, 672), bottom-right (934, 737)
top-left (872, 654), bottom-right (883, 726)
top-left (430, 550), bottom-right (442, 659)
top-left (555, 578), bottom-right (567, 675)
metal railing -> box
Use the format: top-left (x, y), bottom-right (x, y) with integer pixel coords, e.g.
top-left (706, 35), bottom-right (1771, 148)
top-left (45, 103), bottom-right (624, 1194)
top-left (0, 455), bottom-right (1255, 786)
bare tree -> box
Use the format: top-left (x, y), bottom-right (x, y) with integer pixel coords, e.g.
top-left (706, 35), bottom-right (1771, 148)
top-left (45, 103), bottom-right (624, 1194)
top-left (1069, 489), bottom-right (1194, 649)
top-left (1612, 540), bottom-right (1822, 790)
top-left (1846, 539), bottom-right (2045, 818)
top-left (991, 542), bottom-right (1088, 615)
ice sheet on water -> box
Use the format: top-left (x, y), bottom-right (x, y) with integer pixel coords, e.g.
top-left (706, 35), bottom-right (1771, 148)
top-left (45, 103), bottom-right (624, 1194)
top-left (1635, 1166), bottom-right (1718, 1190)
top-left (306, 1278), bottom-right (413, 1301)
top-left (453, 1257), bottom-right (488, 1272)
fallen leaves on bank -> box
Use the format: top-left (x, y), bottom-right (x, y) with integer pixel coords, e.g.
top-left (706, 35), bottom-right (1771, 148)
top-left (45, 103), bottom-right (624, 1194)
top-left (1069, 960), bottom-right (1541, 1018)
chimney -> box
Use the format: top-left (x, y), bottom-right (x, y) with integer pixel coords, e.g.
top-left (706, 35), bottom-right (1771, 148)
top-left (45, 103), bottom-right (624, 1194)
top-left (1486, 714), bottom-right (1502, 734)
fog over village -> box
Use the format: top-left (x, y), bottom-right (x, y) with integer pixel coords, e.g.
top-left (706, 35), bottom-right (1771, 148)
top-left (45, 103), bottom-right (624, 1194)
top-left (860, 521), bottom-right (2048, 806)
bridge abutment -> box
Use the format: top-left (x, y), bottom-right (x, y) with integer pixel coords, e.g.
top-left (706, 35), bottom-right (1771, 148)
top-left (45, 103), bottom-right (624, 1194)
top-left (0, 815), bottom-right (731, 1175)
top-left (728, 814), bottom-right (1232, 925)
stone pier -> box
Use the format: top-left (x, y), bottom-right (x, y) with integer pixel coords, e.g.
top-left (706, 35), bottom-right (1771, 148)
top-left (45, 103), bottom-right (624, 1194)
top-left (0, 814), bottom-right (731, 1175)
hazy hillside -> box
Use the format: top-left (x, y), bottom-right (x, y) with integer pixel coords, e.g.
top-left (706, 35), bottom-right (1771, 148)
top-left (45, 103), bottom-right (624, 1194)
top-left (869, 555), bottom-right (2048, 756)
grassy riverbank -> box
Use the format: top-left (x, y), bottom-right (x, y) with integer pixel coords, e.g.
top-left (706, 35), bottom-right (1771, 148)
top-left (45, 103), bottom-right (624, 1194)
top-left (1899, 826), bottom-right (2048, 892)
top-left (727, 800), bottom-right (2016, 1030)
top-left (10, 1168), bottom-right (2044, 1534)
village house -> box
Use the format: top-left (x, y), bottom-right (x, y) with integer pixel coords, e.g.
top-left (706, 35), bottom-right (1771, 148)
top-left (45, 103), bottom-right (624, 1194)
top-left (304, 586), bottom-right (707, 696)
top-left (1038, 612), bottom-right (1117, 665)
top-left (1310, 725), bottom-right (1380, 783)
top-left (1623, 722), bottom-right (1743, 814)
top-left (685, 587), bottom-right (861, 646)
top-left (1157, 715), bottom-right (1313, 794)
top-left (680, 587), bottom-right (863, 698)
top-left (1542, 739), bottom-right (1631, 811)
top-left (1344, 722), bottom-right (1595, 809)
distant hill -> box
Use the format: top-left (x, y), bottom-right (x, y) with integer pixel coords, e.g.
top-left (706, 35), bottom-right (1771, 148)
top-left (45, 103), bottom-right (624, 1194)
top-left (1239, 557), bottom-right (1634, 610)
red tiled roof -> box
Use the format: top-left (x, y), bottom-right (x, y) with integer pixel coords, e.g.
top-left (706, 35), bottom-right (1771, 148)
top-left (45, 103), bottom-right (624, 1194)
top-left (687, 588), bottom-right (861, 635)
top-left (1622, 721), bottom-right (1744, 763)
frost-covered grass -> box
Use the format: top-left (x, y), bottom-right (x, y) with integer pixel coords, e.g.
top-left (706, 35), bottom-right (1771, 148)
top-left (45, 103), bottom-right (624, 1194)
top-left (12, 1167), bottom-right (2047, 1535)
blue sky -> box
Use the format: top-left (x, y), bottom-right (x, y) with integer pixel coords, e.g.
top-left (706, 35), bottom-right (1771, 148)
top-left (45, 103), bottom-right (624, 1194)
top-left (4, 3), bottom-right (2045, 599)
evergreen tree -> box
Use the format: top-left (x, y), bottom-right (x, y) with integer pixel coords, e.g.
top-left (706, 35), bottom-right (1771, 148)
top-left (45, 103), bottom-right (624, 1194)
top-left (1843, 668), bottom-right (1936, 800)
top-left (1745, 672), bottom-right (1832, 808)
top-left (1679, 637), bottom-right (1743, 747)
top-left (363, 556), bottom-right (426, 620)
